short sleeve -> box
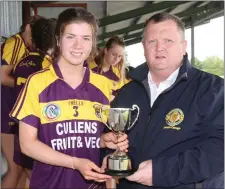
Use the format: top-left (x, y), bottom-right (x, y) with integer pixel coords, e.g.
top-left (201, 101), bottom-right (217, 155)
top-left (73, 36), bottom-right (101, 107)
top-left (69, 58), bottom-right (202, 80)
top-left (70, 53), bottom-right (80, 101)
top-left (10, 75), bottom-right (41, 128)
top-left (2, 36), bottom-right (26, 66)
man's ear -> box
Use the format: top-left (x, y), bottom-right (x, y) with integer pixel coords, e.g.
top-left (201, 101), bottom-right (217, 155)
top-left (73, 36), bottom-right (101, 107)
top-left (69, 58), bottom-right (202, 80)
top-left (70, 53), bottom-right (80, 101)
top-left (182, 40), bottom-right (187, 56)
top-left (142, 40), bottom-right (147, 58)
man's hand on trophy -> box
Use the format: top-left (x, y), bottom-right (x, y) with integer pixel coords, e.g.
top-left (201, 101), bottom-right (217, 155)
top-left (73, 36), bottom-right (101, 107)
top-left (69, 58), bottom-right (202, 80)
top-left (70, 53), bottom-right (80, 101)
top-left (72, 157), bottom-right (112, 182)
top-left (126, 160), bottom-right (153, 186)
top-left (100, 132), bottom-right (129, 151)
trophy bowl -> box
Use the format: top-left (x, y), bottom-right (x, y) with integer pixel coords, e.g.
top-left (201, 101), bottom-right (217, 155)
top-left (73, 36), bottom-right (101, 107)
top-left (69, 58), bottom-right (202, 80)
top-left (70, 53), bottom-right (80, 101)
top-left (99, 105), bottom-right (140, 177)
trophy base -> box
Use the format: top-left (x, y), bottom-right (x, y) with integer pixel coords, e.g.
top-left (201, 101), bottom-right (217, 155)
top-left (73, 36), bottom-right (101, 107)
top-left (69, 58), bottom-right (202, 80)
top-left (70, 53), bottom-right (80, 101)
top-left (105, 168), bottom-right (135, 178)
top-left (106, 155), bottom-right (134, 178)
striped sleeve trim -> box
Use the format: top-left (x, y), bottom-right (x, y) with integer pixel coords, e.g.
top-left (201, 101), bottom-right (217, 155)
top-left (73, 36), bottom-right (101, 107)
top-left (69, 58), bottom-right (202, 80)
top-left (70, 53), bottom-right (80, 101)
top-left (10, 37), bottom-right (23, 65)
top-left (10, 69), bottom-right (50, 118)
top-left (9, 74), bottom-right (32, 118)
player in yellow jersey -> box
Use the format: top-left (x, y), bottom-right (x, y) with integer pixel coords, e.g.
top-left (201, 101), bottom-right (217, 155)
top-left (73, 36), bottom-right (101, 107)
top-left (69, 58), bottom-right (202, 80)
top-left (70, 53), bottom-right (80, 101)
top-left (10, 8), bottom-right (128, 189)
top-left (11, 18), bottom-right (56, 187)
top-left (1, 15), bottom-right (43, 86)
top-left (1, 15), bottom-right (43, 189)
top-left (88, 36), bottom-right (131, 95)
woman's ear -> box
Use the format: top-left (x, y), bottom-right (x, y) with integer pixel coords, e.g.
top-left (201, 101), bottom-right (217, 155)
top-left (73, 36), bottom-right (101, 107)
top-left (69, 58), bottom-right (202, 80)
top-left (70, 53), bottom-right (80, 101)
top-left (55, 36), bottom-right (59, 47)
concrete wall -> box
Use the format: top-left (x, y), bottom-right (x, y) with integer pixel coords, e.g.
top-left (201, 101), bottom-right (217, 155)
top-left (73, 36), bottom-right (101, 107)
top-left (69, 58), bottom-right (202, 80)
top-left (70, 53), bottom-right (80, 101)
top-left (35, 1), bottom-right (105, 19)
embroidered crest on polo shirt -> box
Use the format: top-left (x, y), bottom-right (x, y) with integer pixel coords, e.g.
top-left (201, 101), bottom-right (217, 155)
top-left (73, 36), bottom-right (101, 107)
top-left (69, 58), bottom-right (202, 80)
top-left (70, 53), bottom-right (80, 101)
top-left (43, 103), bottom-right (61, 121)
top-left (164, 108), bottom-right (184, 130)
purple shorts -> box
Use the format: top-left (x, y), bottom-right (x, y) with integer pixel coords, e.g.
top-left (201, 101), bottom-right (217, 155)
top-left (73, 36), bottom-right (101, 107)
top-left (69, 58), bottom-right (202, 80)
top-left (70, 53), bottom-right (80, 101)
top-left (1, 86), bottom-right (16, 134)
top-left (13, 134), bottom-right (34, 170)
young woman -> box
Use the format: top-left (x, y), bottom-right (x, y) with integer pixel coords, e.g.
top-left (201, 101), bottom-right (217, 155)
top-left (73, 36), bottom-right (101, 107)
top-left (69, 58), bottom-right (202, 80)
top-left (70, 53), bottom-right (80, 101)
top-left (12, 18), bottom-right (56, 185)
top-left (89, 36), bottom-right (130, 93)
top-left (10, 8), bottom-right (128, 189)
top-left (1, 15), bottom-right (42, 189)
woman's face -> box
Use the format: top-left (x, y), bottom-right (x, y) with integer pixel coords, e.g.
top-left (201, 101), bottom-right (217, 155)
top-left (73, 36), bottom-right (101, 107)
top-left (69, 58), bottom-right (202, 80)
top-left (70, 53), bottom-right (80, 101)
top-left (59, 22), bottom-right (93, 66)
top-left (104, 44), bottom-right (124, 66)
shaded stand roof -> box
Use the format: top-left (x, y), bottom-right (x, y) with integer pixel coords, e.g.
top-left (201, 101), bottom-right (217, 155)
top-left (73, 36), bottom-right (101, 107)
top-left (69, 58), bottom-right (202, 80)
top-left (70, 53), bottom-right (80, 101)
top-left (29, 1), bottom-right (224, 47)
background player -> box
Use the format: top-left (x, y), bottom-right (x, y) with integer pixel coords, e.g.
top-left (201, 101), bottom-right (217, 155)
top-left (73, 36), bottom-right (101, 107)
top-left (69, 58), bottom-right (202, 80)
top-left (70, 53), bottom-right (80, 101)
top-left (88, 36), bottom-right (130, 94)
top-left (1, 15), bottom-right (42, 189)
top-left (11, 18), bottom-right (56, 187)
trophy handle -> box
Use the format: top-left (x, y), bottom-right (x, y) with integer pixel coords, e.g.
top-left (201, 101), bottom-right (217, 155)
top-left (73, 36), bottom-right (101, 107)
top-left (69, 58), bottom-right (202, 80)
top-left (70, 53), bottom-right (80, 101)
top-left (99, 106), bottom-right (112, 131)
top-left (127, 104), bottom-right (140, 130)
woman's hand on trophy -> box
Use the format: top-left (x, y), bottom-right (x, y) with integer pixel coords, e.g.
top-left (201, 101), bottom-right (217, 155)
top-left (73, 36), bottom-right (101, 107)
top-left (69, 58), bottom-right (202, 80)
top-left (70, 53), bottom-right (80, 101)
top-left (100, 132), bottom-right (129, 151)
top-left (72, 157), bottom-right (112, 182)
top-left (101, 154), bottom-right (111, 170)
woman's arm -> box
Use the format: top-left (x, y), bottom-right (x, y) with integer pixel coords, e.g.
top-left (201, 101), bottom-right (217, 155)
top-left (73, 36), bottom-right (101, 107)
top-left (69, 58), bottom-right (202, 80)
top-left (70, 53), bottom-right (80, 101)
top-left (19, 121), bottom-right (113, 182)
top-left (19, 121), bottom-right (75, 169)
top-left (1, 65), bottom-right (14, 87)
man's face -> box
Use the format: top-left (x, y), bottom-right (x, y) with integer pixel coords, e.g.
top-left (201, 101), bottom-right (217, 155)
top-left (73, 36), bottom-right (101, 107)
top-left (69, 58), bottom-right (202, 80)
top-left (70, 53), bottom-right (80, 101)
top-left (142, 20), bottom-right (187, 73)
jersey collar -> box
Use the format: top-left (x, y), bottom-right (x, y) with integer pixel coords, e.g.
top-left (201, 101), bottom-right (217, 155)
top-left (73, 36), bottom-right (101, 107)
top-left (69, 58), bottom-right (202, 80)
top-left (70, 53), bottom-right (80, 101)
top-left (50, 62), bottom-right (90, 83)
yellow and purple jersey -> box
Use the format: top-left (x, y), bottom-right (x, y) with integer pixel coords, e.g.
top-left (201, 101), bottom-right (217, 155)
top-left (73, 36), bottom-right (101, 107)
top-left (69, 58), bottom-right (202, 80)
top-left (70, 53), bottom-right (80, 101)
top-left (10, 63), bottom-right (113, 189)
top-left (88, 60), bottom-right (130, 91)
top-left (1, 33), bottom-right (29, 133)
top-left (1, 33), bottom-right (29, 66)
top-left (13, 52), bottom-right (52, 98)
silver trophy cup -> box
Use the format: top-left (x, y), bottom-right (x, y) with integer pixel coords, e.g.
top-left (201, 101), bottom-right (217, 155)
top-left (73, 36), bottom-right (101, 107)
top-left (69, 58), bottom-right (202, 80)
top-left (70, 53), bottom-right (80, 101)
top-left (99, 104), bottom-right (140, 177)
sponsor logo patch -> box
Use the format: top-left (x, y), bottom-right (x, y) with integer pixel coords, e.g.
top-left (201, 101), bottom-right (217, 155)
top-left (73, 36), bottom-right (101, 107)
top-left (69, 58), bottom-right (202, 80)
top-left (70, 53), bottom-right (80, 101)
top-left (43, 103), bottom-right (61, 121)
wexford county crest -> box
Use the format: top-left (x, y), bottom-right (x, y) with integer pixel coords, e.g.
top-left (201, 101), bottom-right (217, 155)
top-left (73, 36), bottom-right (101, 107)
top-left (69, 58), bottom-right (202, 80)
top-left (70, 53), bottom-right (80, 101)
top-left (164, 108), bottom-right (184, 130)
top-left (43, 103), bottom-right (61, 121)
top-left (93, 104), bottom-right (108, 120)
top-left (93, 104), bottom-right (102, 118)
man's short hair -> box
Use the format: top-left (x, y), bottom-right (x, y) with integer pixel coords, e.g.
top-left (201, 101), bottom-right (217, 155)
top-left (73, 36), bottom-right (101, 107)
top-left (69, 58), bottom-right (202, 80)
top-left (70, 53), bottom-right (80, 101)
top-left (143, 12), bottom-right (185, 39)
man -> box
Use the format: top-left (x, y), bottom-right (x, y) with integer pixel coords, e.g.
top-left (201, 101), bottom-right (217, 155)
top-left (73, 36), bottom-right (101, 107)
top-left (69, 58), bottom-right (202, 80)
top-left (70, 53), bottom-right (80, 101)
top-left (107, 13), bottom-right (224, 189)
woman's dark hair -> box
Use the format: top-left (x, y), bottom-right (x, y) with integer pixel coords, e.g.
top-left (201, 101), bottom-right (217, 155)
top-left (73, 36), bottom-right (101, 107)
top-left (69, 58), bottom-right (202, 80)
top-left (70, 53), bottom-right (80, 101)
top-left (31, 18), bottom-right (56, 62)
top-left (54, 7), bottom-right (99, 61)
top-left (20, 15), bottom-right (44, 33)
